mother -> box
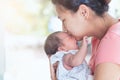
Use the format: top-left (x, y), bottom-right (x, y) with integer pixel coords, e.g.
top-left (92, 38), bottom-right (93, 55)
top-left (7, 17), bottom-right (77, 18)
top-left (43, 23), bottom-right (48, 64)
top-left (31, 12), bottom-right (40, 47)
top-left (51, 0), bottom-right (120, 80)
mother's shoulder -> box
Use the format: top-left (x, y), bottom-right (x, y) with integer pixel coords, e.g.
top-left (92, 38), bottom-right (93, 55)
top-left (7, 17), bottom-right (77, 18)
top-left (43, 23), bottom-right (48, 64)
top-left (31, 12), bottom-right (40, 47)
top-left (109, 21), bottom-right (120, 36)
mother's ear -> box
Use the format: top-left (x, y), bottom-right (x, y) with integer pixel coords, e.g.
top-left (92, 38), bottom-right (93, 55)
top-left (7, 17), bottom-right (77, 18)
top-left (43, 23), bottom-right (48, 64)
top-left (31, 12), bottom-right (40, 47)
top-left (77, 4), bottom-right (90, 19)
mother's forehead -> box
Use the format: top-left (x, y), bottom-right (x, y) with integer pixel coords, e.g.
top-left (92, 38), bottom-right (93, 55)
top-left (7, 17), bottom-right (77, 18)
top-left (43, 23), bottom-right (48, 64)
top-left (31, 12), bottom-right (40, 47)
top-left (56, 5), bottom-right (73, 16)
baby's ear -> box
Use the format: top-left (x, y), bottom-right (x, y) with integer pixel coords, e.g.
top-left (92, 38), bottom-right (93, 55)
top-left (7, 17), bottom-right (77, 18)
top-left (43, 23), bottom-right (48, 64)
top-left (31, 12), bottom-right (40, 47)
top-left (58, 47), bottom-right (63, 51)
top-left (58, 46), bottom-right (66, 51)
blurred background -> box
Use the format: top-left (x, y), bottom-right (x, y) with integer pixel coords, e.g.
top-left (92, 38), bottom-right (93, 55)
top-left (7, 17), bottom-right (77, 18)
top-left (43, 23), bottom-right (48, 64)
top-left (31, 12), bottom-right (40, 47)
top-left (0, 0), bottom-right (120, 80)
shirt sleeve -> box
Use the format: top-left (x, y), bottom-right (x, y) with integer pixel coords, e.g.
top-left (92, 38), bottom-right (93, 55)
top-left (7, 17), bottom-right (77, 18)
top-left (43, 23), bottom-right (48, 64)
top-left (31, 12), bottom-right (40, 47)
top-left (95, 31), bottom-right (120, 66)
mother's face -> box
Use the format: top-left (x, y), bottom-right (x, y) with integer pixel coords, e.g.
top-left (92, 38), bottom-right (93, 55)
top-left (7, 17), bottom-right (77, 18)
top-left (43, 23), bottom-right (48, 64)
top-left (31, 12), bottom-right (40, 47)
top-left (56, 5), bottom-right (91, 41)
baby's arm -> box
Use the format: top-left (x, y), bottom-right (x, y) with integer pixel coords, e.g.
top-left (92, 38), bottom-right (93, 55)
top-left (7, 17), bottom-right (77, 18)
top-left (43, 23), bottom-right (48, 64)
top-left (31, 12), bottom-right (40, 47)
top-left (63, 36), bottom-right (88, 68)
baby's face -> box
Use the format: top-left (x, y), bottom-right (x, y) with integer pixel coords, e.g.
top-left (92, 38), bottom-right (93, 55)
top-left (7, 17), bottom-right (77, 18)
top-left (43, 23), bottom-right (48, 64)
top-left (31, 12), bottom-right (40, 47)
top-left (58, 32), bottom-right (78, 51)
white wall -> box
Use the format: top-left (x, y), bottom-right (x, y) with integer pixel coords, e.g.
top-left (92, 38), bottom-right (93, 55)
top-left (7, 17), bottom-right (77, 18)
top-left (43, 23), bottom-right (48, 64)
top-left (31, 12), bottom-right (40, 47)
top-left (109, 0), bottom-right (120, 18)
top-left (0, 1), bottom-right (5, 80)
top-left (0, 23), bottom-right (5, 80)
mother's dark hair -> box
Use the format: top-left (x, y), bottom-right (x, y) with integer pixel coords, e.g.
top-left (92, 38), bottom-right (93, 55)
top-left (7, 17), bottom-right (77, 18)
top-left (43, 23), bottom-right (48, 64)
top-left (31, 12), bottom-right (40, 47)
top-left (52, 0), bottom-right (109, 16)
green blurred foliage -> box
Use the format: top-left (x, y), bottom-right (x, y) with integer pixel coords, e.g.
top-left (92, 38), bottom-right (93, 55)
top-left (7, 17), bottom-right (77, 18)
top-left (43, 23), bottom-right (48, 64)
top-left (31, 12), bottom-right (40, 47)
top-left (5, 0), bottom-right (55, 37)
top-left (33, 0), bottom-right (55, 37)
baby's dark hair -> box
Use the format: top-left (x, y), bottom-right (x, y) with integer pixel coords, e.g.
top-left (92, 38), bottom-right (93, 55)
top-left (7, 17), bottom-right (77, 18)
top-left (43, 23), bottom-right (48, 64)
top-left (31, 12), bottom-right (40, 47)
top-left (44, 31), bottom-right (62, 56)
top-left (52, 0), bottom-right (109, 16)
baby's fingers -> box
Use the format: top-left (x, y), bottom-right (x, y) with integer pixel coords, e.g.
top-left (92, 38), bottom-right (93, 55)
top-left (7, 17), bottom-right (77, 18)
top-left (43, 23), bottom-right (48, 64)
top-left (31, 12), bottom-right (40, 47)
top-left (83, 36), bottom-right (88, 43)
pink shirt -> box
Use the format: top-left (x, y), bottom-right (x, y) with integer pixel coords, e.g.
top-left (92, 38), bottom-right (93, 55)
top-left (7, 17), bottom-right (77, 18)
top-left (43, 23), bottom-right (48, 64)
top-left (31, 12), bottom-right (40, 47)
top-left (89, 21), bottom-right (120, 74)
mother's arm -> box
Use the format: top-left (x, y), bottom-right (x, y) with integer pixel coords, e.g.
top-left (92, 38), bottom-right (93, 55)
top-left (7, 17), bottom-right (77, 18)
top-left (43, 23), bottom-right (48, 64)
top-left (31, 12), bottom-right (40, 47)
top-left (94, 63), bottom-right (120, 80)
top-left (48, 57), bottom-right (57, 80)
top-left (50, 63), bottom-right (57, 80)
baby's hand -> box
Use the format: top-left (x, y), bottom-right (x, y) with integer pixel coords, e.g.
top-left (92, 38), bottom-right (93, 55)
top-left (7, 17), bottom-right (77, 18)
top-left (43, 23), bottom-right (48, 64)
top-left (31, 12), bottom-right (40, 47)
top-left (82, 36), bottom-right (88, 47)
